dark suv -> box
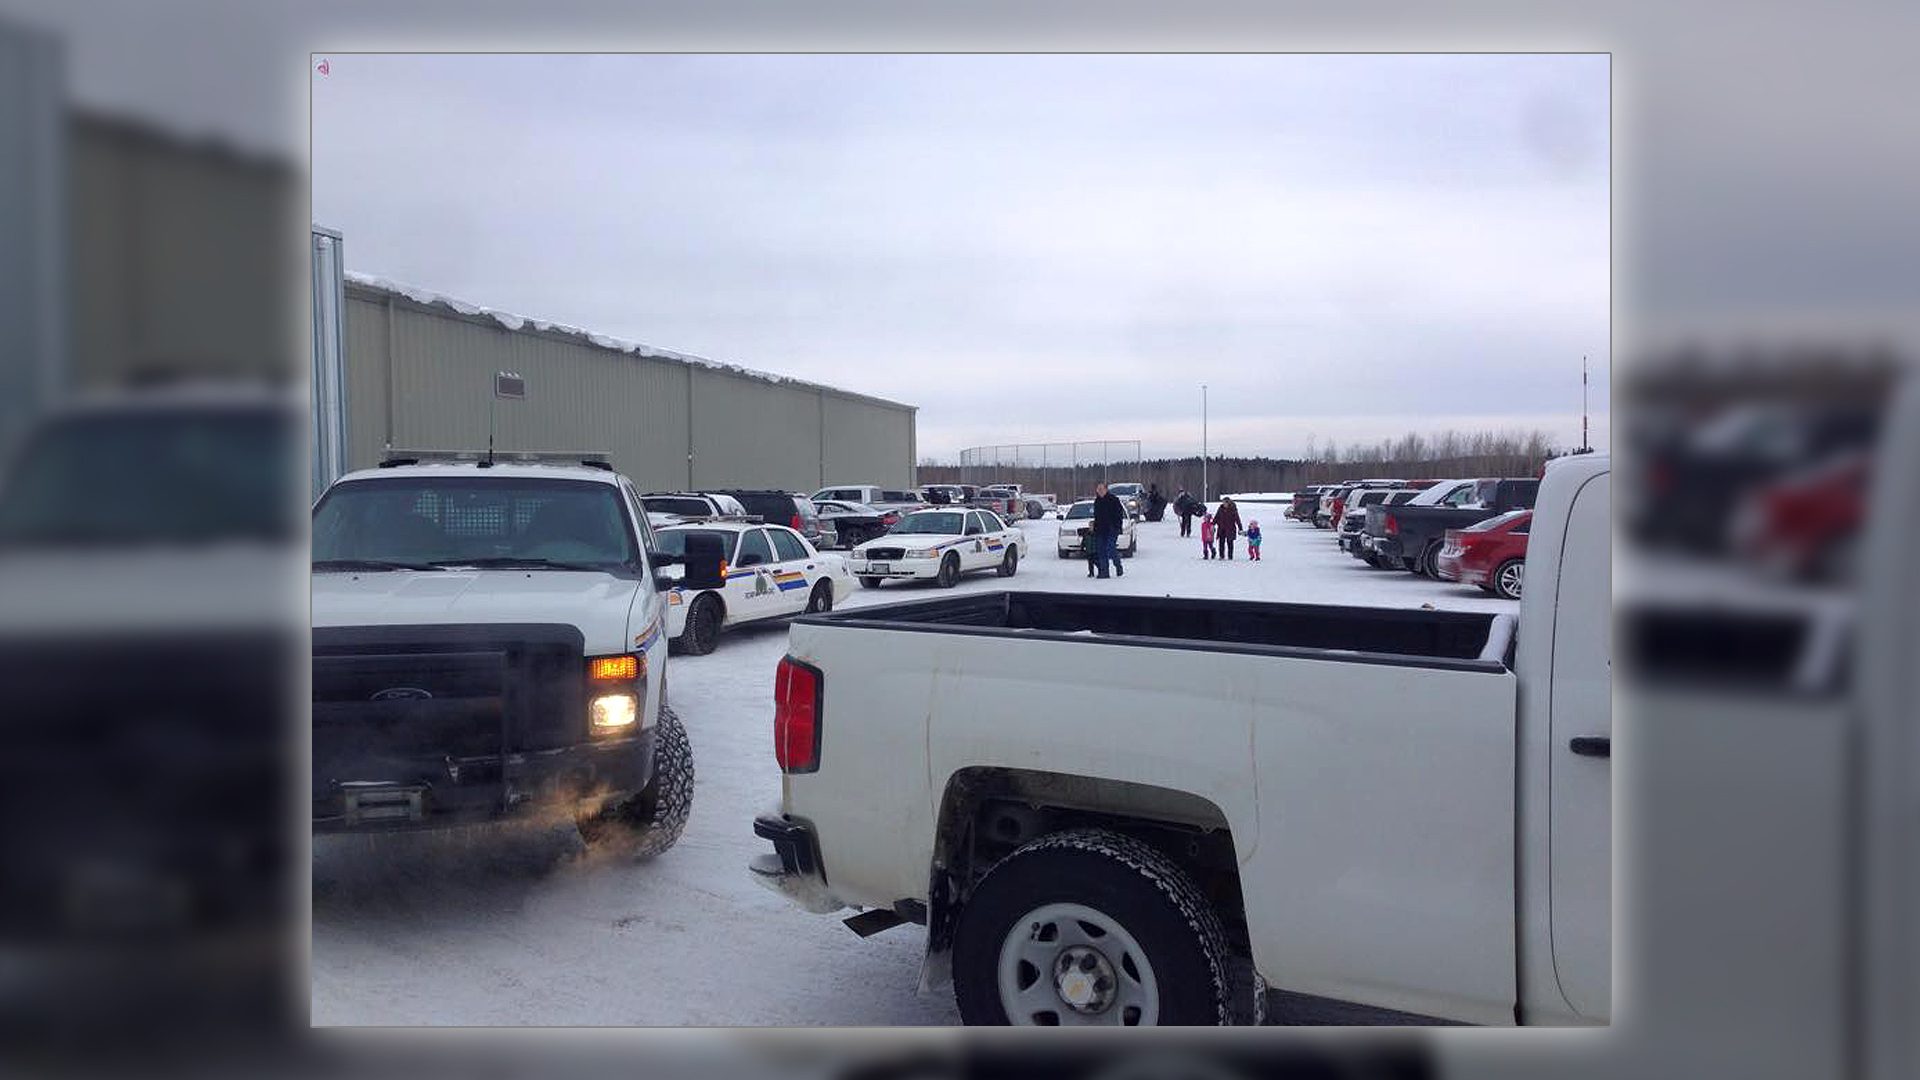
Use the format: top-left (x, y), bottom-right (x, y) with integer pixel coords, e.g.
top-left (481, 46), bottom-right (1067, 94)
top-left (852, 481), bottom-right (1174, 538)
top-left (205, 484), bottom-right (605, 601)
top-left (711, 489), bottom-right (827, 548)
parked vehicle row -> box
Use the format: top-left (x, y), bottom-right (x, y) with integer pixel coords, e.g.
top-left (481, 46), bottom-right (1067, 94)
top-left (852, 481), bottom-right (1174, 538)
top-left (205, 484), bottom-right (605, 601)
top-left (1346, 478), bottom-right (1539, 578)
top-left (754, 453), bottom-right (1613, 1027)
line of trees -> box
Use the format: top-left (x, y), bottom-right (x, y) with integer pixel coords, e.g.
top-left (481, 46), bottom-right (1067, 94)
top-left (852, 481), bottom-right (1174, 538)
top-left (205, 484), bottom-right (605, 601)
top-left (917, 428), bottom-right (1572, 501)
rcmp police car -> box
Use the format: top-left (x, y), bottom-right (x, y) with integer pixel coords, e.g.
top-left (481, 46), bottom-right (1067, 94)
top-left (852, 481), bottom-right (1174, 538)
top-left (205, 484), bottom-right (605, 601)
top-left (848, 507), bottom-right (1027, 589)
top-left (655, 521), bottom-right (853, 655)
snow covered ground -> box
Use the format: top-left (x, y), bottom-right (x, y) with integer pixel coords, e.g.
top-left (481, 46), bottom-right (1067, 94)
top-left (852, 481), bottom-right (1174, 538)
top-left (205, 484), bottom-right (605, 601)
top-left (310, 506), bottom-right (1512, 1026)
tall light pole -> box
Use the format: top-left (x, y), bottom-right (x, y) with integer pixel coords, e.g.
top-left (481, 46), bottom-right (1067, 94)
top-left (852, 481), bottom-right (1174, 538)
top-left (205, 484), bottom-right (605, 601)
top-left (1201, 384), bottom-right (1209, 502)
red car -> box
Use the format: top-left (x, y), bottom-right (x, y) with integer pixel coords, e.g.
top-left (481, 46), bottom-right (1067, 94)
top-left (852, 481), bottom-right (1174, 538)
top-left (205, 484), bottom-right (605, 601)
top-left (1436, 509), bottom-right (1532, 600)
top-left (1730, 449), bottom-right (1869, 582)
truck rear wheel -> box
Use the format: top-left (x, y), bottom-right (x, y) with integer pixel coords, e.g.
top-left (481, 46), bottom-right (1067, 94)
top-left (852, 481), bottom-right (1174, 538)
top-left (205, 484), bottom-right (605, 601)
top-left (1418, 541), bottom-right (1444, 579)
top-left (952, 828), bottom-right (1242, 1026)
top-left (575, 707), bottom-right (693, 861)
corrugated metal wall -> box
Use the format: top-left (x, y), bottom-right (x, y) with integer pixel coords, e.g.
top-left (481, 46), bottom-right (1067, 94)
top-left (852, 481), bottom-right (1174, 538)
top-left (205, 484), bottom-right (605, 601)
top-left (68, 114), bottom-right (293, 387)
top-left (341, 281), bottom-right (915, 492)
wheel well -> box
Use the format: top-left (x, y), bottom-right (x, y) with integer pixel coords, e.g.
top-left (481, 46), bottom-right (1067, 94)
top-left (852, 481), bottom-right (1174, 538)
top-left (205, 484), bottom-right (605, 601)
top-left (924, 768), bottom-right (1251, 970)
top-left (693, 590), bottom-right (725, 619)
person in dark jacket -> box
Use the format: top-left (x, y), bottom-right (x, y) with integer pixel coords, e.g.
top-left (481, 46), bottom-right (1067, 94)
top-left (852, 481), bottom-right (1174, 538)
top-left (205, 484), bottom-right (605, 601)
top-left (1090, 482), bottom-right (1126, 578)
top-left (1174, 489), bottom-right (1199, 537)
top-left (1146, 484), bottom-right (1167, 522)
top-left (1212, 496), bottom-right (1243, 559)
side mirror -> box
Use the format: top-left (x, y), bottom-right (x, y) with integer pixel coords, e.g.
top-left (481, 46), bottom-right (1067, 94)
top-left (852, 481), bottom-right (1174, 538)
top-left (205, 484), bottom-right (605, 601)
top-left (679, 532), bottom-right (727, 589)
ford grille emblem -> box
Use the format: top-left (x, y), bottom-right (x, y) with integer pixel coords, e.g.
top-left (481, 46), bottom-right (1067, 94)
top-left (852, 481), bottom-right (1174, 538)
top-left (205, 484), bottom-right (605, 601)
top-left (371, 686), bottom-right (433, 701)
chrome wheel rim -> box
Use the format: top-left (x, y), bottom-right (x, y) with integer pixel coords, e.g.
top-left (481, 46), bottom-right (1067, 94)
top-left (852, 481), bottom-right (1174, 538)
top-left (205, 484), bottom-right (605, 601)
top-left (996, 902), bottom-right (1158, 1026)
top-left (1499, 562), bottom-right (1524, 598)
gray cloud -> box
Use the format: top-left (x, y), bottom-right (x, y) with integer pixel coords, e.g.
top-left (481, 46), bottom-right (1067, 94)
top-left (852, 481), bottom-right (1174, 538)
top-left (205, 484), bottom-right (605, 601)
top-left (312, 53), bottom-right (1608, 458)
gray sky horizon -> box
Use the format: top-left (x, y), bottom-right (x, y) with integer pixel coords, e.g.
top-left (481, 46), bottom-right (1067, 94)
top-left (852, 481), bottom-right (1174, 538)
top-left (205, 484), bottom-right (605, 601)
top-left (313, 53), bottom-right (1609, 460)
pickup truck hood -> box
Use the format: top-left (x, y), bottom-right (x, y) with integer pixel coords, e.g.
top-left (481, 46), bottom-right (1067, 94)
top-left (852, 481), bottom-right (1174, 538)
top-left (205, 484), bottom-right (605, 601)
top-left (313, 570), bottom-right (641, 655)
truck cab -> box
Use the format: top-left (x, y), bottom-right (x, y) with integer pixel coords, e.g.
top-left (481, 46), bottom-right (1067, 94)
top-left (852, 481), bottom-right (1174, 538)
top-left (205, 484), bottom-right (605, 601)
top-left (310, 453), bottom-right (709, 858)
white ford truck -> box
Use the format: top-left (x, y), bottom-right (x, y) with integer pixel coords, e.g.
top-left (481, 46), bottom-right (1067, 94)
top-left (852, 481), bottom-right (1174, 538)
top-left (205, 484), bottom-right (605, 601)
top-left (753, 453), bottom-right (1610, 1026)
top-left (310, 453), bottom-right (726, 858)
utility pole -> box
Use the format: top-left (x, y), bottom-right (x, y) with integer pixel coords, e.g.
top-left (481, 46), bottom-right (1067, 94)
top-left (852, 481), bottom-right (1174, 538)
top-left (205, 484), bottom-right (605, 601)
top-left (1581, 355), bottom-right (1591, 453)
top-left (1201, 384), bottom-right (1209, 502)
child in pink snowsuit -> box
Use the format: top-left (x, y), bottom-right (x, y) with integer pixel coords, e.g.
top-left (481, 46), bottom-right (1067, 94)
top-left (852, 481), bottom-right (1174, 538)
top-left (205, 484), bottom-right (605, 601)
top-left (1246, 520), bottom-right (1263, 560)
top-left (1199, 512), bottom-right (1215, 559)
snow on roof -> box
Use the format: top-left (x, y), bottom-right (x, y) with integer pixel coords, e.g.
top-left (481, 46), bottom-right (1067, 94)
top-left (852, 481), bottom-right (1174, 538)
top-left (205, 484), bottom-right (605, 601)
top-left (342, 271), bottom-right (914, 410)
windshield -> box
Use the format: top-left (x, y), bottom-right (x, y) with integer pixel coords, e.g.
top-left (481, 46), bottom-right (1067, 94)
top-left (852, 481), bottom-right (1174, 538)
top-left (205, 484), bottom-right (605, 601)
top-left (651, 528), bottom-right (735, 559)
top-left (0, 409), bottom-right (290, 547)
top-left (313, 476), bottom-right (636, 570)
top-left (643, 496), bottom-right (712, 517)
top-left (1408, 481), bottom-right (1465, 506)
top-left (1109, 484), bottom-right (1142, 497)
top-left (1064, 502), bottom-right (1094, 520)
top-left (892, 511), bottom-right (965, 535)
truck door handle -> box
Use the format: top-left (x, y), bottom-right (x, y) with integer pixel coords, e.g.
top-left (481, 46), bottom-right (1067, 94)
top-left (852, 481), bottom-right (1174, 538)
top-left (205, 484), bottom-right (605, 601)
top-left (1569, 736), bottom-right (1611, 758)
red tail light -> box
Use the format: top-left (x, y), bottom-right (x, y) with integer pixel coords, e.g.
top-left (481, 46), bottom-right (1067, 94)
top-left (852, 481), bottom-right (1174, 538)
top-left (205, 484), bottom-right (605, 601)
top-left (791, 513), bottom-right (803, 530)
top-left (775, 656), bottom-right (823, 773)
top-left (1384, 514), bottom-right (1399, 536)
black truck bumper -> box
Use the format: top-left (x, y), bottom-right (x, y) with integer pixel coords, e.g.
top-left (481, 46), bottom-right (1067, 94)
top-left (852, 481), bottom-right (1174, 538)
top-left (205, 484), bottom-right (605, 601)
top-left (312, 623), bottom-right (652, 832)
top-left (749, 813), bottom-right (841, 913)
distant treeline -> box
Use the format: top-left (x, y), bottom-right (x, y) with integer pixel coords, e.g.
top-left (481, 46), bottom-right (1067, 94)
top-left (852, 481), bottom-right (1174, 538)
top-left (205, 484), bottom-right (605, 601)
top-left (918, 429), bottom-right (1574, 501)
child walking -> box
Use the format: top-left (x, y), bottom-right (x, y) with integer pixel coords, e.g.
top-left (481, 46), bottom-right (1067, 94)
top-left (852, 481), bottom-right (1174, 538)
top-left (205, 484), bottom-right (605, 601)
top-left (1246, 520), bottom-right (1263, 561)
top-left (1199, 511), bottom-right (1215, 559)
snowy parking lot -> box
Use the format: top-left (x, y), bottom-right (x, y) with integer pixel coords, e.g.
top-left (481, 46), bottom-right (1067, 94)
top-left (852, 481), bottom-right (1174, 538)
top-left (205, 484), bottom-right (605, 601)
top-left (310, 504), bottom-right (1512, 1025)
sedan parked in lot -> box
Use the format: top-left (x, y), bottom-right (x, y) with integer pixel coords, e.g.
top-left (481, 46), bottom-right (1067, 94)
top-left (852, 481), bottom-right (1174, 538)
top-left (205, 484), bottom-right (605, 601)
top-left (1436, 509), bottom-right (1532, 600)
top-left (654, 522), bottom-right (852, 654)
top-left (1055, 499), bottom-right (1138, 559)
top-left (811, 499), bottom-right (899, 550)
top-left (849, 508), bottom-right (1026, 588)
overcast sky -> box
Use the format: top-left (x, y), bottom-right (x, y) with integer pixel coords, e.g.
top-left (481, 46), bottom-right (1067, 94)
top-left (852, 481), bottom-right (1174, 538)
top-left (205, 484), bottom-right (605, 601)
top-left (312, 54), bottom-right (1608, 460)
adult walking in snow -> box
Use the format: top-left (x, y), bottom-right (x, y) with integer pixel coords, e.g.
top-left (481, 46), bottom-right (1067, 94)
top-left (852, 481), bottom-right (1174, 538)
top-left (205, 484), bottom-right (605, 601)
top-left (1174, 489), bottom-right (1200, 537)
top-left (1213, 496), bottom-right (1243, 560)
top-left (1090, 482), bottom-right (1127, 579)
top-left (1146, 484), bottom-right (1167, 522)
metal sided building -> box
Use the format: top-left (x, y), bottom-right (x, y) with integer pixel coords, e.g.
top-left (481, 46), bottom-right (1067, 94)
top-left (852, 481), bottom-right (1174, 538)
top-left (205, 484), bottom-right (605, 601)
top-left (329, 269), bottom-right (916, 494)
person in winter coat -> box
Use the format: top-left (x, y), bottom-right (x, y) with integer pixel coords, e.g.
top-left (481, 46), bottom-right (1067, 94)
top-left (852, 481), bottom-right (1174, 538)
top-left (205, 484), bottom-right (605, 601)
top-left (1146, 484), bottom-right (1167, 522)
top-left (1199, 511), bottom-right (1215, 559)
top-left (1246, 519), bottom-right (1263, 561)
top-left (1213, 496), bottom-right (1243, 560)
top-left (1175, 490), bottom-right (1198, 537)
top-left (1090, 482), bottom-right (1127, 579)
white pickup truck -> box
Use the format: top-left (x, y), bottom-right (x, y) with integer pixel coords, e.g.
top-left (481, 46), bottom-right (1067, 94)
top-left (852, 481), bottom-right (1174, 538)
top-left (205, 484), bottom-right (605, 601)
top-left (752, 452), bottom-right (1609, 1026)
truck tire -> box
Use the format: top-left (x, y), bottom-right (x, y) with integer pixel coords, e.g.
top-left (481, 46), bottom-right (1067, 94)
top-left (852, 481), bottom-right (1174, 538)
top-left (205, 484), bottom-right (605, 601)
top-left (952, 828), bottom-right (1242, 1026)
top-left (575, 707), bottom-right (693, 861)
top-left (997, 547), bottom-right (1020, 577)
top-left (677, 593), bottom-right (723, 655)
top-left (936, 552), bottom-right (962, 588)
top-left (1493, 558), bottom-right (1525, 600)
top-left (858, 576), bottom-right (882, 589)
top-left (1418, 540), bottom-right (1444, 579)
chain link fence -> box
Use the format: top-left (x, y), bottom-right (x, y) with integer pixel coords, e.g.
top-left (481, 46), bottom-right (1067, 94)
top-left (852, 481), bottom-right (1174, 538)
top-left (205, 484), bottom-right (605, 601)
top-left (919, 441), bottom-right (1143, 502)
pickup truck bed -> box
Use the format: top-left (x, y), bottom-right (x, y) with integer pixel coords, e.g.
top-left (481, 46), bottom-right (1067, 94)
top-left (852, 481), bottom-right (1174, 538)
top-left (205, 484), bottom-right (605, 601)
top-left (815, 591), bottom-right (1515, 671)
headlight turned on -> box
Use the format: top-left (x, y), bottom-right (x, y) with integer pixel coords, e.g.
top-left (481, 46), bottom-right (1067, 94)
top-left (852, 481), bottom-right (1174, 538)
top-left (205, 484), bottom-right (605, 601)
top-left (590, 693), bottom-right (639, 731)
